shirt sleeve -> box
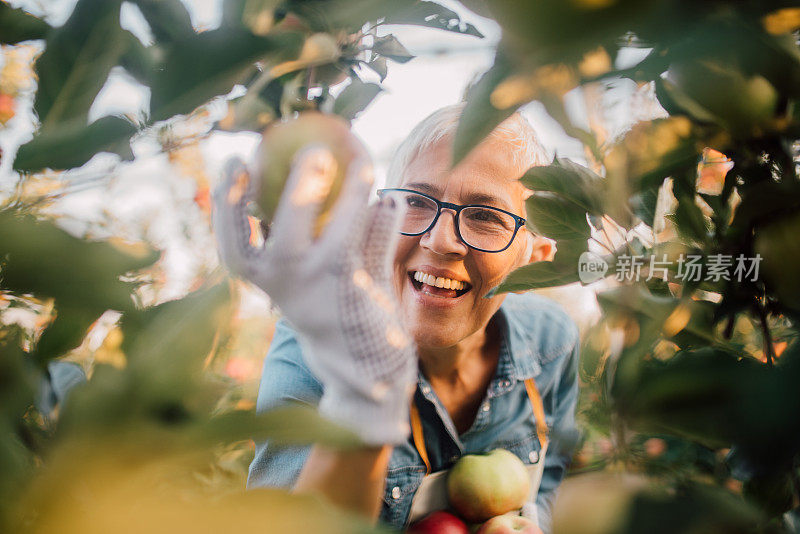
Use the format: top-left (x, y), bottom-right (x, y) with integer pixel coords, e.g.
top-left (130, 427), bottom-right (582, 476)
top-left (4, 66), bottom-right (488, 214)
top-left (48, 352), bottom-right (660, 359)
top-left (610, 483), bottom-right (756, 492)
top-left (247, 319), bottom-right (324, 489)
top-left (533, 337), bottom-right (580, 534)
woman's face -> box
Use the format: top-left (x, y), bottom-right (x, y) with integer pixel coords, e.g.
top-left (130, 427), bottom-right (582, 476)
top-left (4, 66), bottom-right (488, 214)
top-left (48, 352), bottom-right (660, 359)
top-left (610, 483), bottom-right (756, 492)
top-left (392, 134), bottom-right (538, 349)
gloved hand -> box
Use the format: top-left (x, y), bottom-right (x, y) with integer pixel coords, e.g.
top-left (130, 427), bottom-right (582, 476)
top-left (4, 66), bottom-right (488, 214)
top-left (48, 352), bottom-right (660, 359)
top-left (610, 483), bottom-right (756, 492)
top-left (212, 147), bottom-right (417, 445)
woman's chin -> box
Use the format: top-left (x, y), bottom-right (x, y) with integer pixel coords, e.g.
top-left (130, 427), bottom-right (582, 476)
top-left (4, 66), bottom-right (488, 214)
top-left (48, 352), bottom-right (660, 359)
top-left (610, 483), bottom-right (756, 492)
top-left (409, 325), bottom-right (463, 350)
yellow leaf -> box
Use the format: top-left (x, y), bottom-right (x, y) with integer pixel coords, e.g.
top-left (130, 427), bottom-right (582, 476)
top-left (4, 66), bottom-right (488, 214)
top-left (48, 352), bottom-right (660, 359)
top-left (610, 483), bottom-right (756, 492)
top-left (269, 33), bottom-right (340, 78)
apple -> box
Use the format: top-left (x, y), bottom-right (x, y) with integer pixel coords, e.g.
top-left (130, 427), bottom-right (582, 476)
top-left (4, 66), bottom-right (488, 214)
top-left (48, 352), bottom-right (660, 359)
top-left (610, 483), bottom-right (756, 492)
top-left (476, 514), bottom-right (543, 534)
top-left (447, 449), bottom-right (530, 523)
top-left (254, 111), bottom-right (367, 237)
top-left (407, 511), bottom-right (470, 534)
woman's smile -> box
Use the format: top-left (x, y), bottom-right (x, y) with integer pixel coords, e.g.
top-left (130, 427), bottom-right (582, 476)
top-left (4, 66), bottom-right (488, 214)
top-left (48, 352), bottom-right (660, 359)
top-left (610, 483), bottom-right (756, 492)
top-left (407, 266), bottom-right (473, 308)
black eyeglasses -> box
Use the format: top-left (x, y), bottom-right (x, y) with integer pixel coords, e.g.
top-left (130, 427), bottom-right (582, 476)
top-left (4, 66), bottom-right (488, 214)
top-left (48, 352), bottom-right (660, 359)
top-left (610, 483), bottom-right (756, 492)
top-left (377, 188), bottom-right (526, 253)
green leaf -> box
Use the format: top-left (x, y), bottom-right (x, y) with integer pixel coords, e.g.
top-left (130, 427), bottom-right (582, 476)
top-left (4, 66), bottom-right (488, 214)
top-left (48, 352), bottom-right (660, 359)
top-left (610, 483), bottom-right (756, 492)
top-left (121, 284), bottom-right (230, 371)
top-left (23, 451), bottom-right (390, 534)
top-left (671, 169), bottom-right (710, 246)
top-left (365, 57), bottom-right (387, 82)
top-left (597, 285), bottom-right (677, 323)
top-left (34, 305), bottom-right (102, 368)
top-left (201, 406), bottom-right (363, 450)
top-left (33, 0), bottom-right (126, 128)
top-left (333, 79), bottom-right (382, 121)
top-left (520, 157), bottom-right (604, 215)
top-left (371, 34), bottom-right (414, 63)
top-left (58, 284), bottom-right (232, 433)
top-left (0, 211), bottom-right (158, 311)
top-left (119, 31), bottom-right (158, 87)
top-left (493, 258), bottom-right (582, 293)
top-left (630, 186), bottom-right (660, 228)
top-left (0, 210), bottom-right (159, 363)
top-left (619, 483), bottom-right (763, 534)
top-left (131, 0), bottom-right (195, 43)
top-left (14, 116), bottom-right (137, 173)
top-left (149, 29), bottom-right (303, 121)
top-left (655, 77), bottom-right (717, 125)
top-left (0, 332), bottom-right (37, 510)
top-left (492, 237), bottom-right (590, 294)
top-left (526, 193), bottom-right (591, 241)
top-left (612, 346), bottom-right (768, 448)
top-left (671, 195), bottom-right (710, 246)
top-left (382, 2), bottom-right (484, 38)
top-left (0, 4), bottom-right (51, 44)
top-left (453, 53), bottom-right (514, 166)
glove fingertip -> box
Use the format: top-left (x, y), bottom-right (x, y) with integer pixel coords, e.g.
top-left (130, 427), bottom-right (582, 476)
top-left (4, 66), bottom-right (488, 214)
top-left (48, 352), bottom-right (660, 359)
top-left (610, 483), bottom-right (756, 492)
top-left (377, 192), bottom-right (407, 233)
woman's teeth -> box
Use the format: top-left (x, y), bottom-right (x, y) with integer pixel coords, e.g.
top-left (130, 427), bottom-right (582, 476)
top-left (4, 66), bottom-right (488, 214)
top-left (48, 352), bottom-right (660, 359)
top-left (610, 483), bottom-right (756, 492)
top-left (412, 271), bottom-right (467, 291)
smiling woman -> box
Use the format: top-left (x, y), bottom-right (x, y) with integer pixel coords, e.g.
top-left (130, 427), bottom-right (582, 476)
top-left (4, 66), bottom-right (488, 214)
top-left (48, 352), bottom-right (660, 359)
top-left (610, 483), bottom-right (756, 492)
top-left (215, 104), bottom-right (580, 534)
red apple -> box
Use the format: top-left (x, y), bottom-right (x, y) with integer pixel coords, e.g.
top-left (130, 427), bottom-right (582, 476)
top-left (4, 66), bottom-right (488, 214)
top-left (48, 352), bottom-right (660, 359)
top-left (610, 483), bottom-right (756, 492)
top-left (407, 511), bottom-right (470, 534)
top-left (476, 515), bottom-right (543, 534)
top-left (447, 449), bottom-right (530, 523)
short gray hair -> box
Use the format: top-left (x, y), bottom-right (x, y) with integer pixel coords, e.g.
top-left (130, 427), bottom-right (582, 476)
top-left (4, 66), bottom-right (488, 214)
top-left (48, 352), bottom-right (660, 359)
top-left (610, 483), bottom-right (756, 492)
top-left (385, 103), bottom-right (548, 187)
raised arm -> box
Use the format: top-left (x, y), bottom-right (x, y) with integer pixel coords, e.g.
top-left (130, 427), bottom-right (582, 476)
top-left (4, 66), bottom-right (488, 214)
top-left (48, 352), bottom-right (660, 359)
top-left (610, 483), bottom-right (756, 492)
top-left (213, 146), bottom-right (417, 520)
top-left (246, 320), bottom-right (393, 520)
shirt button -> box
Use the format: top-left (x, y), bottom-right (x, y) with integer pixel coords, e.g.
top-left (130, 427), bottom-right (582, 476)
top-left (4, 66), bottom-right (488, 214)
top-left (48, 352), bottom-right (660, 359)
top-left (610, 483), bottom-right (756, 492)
top-left (391, 486), bottom-right (401, 500)
top-left (481, 402), bottom-right (490, 412)
top-left (528, 450), bottom-right (539, 463)
top-left (421, 385), bottom-right (431, 395)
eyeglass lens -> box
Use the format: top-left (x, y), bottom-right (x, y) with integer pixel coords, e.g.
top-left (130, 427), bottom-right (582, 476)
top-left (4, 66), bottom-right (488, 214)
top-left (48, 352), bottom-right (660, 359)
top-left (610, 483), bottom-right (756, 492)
top-left (393, 190), bottom-right (518, 252)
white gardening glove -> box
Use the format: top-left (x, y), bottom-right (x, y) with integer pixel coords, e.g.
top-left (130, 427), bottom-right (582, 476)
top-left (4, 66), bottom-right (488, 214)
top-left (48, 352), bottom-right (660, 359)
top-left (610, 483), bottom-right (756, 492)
top-left (212, 148), bottom-right (417, 445)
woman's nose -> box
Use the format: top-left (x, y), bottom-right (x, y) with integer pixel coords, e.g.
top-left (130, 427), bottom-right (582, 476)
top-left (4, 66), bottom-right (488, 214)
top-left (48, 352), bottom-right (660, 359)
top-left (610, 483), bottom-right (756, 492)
top-left (419, 209), bottom-right (469, 256)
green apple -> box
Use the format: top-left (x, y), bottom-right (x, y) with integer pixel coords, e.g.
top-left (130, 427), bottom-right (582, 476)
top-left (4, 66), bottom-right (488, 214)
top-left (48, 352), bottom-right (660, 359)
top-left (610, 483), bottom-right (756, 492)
top-left (476, 514), bottom-right (542, 534)
top-left (447, 449), bottom-right (530, 523)
top-left (254, 111), bottom-right (367, 237)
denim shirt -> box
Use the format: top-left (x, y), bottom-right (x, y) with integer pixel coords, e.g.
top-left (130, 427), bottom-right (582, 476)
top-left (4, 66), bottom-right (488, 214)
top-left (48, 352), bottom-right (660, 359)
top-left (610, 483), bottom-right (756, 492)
top-left (247, 292), bottom-right (580, 533)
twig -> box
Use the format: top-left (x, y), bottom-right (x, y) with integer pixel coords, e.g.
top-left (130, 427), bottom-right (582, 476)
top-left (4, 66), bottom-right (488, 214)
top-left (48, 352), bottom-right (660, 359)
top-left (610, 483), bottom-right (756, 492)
top-left (754, 296), bottom-right (775, 367)
top-left (589, 235), bottom-right (615, 255)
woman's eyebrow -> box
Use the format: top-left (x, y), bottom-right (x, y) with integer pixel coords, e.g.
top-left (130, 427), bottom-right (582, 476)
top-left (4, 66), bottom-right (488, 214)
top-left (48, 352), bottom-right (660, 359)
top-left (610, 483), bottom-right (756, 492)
top-left (403, 182), bottom-right (440, 195)
top-left (404, 182), bottom-right (512, 210)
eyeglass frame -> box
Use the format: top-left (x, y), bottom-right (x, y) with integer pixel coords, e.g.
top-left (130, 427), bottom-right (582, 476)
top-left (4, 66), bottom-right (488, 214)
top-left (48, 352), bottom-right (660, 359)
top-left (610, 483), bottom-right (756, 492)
top-left (376, 187), bottom-right (527, 253)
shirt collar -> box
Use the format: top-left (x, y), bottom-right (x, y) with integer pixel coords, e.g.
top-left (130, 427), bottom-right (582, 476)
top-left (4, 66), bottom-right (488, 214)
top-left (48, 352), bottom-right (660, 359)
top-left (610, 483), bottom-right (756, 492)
top-left (495, 301), bottom-right (543, 381)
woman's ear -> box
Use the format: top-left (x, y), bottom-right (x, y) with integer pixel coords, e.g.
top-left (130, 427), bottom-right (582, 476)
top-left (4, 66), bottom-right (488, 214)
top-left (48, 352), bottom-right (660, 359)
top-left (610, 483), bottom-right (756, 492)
top-left (513, 233), bottom-right (555, 295)
top-left (525, 232), bottom-right (555, 264)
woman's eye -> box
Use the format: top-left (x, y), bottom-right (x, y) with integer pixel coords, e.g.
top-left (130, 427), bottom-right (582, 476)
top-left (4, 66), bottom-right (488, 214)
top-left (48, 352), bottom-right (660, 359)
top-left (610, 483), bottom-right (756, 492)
top-left (471, 210), bottom-right (500, 223)
top-left (406, 196), bottom-right (430, 208)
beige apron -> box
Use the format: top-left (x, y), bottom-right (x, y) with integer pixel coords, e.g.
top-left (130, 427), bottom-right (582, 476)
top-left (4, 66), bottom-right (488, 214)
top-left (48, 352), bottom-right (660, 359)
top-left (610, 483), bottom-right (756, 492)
top-left (406, 377), bottom-right (549, 525)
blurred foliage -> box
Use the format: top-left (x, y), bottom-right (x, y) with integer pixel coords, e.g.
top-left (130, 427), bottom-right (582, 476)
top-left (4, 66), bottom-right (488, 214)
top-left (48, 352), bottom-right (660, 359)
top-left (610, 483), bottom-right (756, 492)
top-left (471, 1), bottom-right (800, 531)
top-left (3, 0), bottom-right (800, 532)
top-left (0, 0), bottom-right (480, 532)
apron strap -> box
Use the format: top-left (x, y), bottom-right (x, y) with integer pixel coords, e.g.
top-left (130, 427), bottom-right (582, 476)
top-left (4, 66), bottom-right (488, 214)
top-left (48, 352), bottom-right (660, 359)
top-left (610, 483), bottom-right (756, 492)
top-left (523, 377), bottom-right (548, 449)
top-left (409, 378), bottom-right (547, 475)
top-left (410, 401), bottom-right (432, 475)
